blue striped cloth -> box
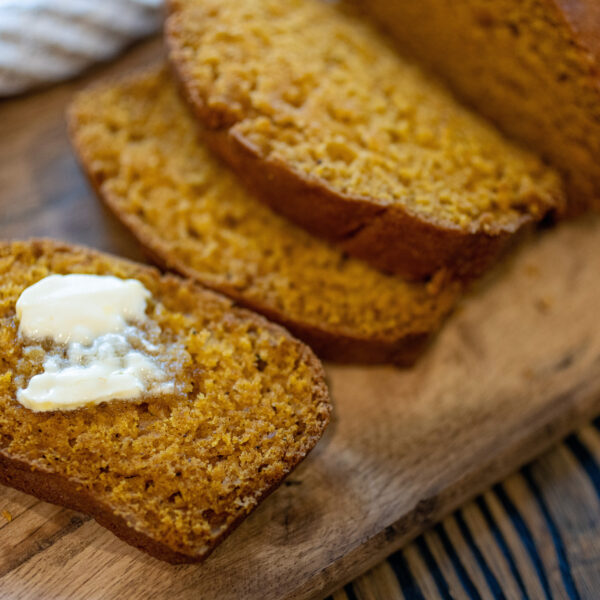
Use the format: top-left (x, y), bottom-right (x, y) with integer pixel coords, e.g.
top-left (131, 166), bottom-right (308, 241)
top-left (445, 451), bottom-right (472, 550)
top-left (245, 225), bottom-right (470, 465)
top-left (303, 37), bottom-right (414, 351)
top-left (328, 416), bottom-right (600, 599)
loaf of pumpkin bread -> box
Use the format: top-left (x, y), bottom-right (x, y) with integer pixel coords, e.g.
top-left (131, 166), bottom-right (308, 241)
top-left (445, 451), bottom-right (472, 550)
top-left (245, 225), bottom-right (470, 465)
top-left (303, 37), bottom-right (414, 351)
top-left (165, 0), bottom-right (564, 280)
top-left (0, 240), bottom-right (330, 563)
top-left (68, 67), bottom-right (462, 365)
top-left (357, 0), bottom-right (600, 213)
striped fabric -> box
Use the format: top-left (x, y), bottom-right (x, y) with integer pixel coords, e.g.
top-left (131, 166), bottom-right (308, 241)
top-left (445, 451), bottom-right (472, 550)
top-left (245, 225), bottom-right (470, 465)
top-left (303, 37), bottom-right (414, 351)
top-left (0, 0), bottom-right (162, 96)
top-left (328, 417), bottom-right (600, 599)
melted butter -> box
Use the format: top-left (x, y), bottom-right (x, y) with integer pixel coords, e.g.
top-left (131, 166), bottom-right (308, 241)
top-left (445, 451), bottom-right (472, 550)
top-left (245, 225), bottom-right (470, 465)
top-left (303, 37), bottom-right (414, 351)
top-left (15, 274), bottom-right (173, 412)
top-left (16, 274), bottom-right (150, 344)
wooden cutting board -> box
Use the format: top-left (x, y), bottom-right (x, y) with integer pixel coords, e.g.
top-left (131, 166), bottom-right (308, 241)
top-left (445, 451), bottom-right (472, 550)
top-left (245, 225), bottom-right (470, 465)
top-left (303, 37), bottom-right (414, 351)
top-left (2, 39), bottom-right (600, 600)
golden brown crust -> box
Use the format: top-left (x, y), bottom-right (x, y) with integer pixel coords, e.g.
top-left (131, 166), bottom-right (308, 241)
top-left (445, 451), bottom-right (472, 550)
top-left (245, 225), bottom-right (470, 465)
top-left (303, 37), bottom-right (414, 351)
top-left (0, 239), bottom-right (331, 563)
top-left (0, 451), bottom-right (194, 563)
top-left (0, 422), bottom-right (326, 564)
top-left (164, 0), bottom-right (563, 281)
top-left (0, 379), bottom-right (327, 565)
top-left (204, 126), bottom-right (525, 280)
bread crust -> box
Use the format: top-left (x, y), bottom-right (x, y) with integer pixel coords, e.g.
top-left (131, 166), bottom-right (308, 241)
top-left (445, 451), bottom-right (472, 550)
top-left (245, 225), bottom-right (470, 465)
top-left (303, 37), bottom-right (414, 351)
top-left (205, 127), bottom-right (525, 281)
top-left (0, 439), bottom-right (327, 564)
top-left (0, 239), bottom-right (331, 564)
top-left (67, 106), bottom-right (453, 366)
top-left (164, 6), bottom-right (556, 281)
top-left (0, 393), bottom-right (327, 565)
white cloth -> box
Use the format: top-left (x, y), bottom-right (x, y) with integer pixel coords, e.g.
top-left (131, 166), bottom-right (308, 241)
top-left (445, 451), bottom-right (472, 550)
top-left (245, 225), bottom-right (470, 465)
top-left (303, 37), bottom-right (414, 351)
top-left (0, 0), bottom-right (162, 96)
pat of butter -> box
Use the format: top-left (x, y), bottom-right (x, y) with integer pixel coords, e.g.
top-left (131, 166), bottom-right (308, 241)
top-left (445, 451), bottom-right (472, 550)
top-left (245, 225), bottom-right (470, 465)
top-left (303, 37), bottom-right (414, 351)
top-left (16, 274), bottom-right (172, 412)
top-left (17, 334), bottom-right (168, 412)
top-left (16, 274), bottom-right (150, 344)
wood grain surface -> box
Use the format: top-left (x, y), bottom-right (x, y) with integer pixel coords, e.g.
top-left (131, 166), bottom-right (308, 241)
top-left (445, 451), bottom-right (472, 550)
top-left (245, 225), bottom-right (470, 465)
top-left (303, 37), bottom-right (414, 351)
top-left (330, 420), bottom-right (600, 599)
top-left (1, 38), bottom-right (600, 600)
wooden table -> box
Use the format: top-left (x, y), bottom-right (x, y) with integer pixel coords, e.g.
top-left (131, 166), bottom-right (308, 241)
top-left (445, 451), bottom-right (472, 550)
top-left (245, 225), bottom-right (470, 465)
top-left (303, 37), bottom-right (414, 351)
top-left (1, 40), bottom-right (600, 599)
top-left (330, 420), bottom-right (600, 599)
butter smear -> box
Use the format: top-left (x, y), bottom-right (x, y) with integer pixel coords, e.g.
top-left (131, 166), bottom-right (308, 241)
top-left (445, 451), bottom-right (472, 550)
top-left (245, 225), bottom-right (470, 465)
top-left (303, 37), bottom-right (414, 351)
top-left (16, 274), bottom-right (172, 412)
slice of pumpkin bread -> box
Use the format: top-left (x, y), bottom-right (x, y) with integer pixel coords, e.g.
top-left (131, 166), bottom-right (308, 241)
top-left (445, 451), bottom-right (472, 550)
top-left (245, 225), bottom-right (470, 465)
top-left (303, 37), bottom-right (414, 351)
top-left (68, 67), bottom-right (462, 366)
top-left (165, 0), bottom-right (564, 280)
top-left (0, 239), bottom-right (330, 563)
top-left (358, 0), bottom-right (600, 213)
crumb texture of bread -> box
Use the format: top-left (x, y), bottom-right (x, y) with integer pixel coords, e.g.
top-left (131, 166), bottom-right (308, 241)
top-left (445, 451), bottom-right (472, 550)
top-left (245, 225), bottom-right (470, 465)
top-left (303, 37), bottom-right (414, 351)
top-left (68, 67), bottom-right (462, 364)
top-left (0, 240), bottom-right (330, 562)
top-left (165, 0), bottom-right (564, 278)
top-left (359, 0), bottom-right (600, 211)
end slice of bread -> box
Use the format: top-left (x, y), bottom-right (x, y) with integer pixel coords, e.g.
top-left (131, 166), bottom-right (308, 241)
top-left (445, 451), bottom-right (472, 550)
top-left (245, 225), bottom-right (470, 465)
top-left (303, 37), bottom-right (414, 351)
top-left (0, 239), bottom-right (330, 563)
top-left (165, 0), bottom-right (564, 280)
top-left (68, 66), bottom-right (463, 366)
top-left (358, 0), bottom-right (600, 213)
